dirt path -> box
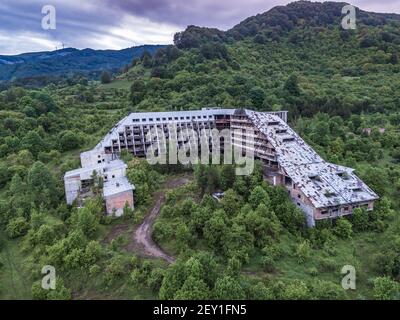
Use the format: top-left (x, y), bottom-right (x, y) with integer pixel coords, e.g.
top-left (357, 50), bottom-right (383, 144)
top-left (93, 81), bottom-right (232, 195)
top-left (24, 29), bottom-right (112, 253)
top-left (130, 175), bottom-right (191, 263)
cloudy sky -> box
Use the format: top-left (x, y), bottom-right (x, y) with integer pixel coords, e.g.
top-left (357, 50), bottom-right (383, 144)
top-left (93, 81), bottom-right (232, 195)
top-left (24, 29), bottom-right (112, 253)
top-left (0, 0), bottom-right (399, 55)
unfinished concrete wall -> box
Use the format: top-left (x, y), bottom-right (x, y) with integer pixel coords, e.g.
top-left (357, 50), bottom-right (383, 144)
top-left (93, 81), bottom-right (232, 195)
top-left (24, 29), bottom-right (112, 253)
top-left (105, 190), bottom-right (134, 217)
top-left (80, 150), bottom-right (111, 167)
top-left (64, 175), bottom-right (81, 205)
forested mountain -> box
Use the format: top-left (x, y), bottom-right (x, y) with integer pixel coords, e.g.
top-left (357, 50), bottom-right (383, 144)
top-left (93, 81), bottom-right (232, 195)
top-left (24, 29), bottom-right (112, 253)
top-left (126, 1), bottom-right (400, 119)
top-left (0, 1), bottom-right (400, 300)
top-left (0, 45), bottom-right (163, 82)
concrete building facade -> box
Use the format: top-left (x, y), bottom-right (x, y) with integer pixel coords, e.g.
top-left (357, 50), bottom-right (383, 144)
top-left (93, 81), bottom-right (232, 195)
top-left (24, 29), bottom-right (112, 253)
top-left (64, 108), bottom-right (378, 226)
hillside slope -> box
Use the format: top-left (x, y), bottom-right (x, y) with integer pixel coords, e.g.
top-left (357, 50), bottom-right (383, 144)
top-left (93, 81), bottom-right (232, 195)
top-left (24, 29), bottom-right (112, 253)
top-left (123, 1), bottom-right (400, 120)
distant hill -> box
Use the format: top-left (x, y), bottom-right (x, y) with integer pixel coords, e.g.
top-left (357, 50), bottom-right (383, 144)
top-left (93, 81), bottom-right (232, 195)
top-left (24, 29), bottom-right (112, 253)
top-left (0, 45), bottom-right (164, 81)
top-left (174, 1), bottom-right (400, 48)
top-left (123, 1), bottom-right (400, 118)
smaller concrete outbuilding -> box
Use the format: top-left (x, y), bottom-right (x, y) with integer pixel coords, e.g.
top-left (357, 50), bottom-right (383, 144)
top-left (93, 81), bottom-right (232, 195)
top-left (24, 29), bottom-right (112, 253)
top-left (64, 156), bottom-right (135, 216)
top-left (103, 177), bottom-right (135, 216)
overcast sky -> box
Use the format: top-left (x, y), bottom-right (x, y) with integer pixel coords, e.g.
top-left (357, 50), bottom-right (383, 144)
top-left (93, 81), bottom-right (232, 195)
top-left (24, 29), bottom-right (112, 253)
top-left (0, 0), bottom-right (399, 55)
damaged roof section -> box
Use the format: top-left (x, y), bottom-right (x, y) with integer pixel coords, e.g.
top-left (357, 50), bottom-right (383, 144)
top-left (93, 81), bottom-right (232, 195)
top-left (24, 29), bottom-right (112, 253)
top-left (246, 110), bottom-right (378, 208)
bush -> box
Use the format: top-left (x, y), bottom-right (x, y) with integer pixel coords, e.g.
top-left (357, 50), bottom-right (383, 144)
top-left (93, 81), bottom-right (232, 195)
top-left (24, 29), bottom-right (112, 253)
top-left (58, 131), bottom-right (81, 152)
top-left (89, 264), bottom-right (101, 277)
top-left (295, 240), bottom-right (311, 264)
top-left (6, 217), bottom-right (29, 238)
top-left (352, 208), bottom-right (369, 231)
top-left (248, 282), bottom-right (273, 300)
top-left (213, 276), bottom-right (245, 300)
top-left (35, 224), bottom-right (55, 246)
top-left (333, 218), bottom-right (353, 239)
top-left (261, 255), bottom-right (276, 272)
top-left (307, 267), bottom-right (319, 277)
top-left (147, 268), bottom-right (165, 293)
top-left (318, 257), bottom-right (338, 272)
top-left (104, 255), bottom-right (126, 284)
top-left (372, 277), bottom-right (400, 300)
top-left (281, 280), bottom-right (310, 300)
top-left (309, 279), bottom-right (347, 300)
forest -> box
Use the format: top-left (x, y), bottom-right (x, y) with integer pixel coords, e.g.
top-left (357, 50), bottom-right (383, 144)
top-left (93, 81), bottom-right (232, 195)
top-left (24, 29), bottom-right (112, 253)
top-left (0, 1), bottom-right (399, 299)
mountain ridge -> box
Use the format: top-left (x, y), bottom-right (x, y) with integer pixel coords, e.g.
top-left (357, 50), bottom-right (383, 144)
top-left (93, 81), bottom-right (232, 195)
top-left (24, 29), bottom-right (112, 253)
top-left (0, 45), bottom-right (164, 82)
top-left (174, 1), bottom-right (400, 48)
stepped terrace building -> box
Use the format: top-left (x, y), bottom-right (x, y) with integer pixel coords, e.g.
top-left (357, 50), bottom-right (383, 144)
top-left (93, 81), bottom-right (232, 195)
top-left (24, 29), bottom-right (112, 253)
top-left (64, 108), bottom-right (378, 226)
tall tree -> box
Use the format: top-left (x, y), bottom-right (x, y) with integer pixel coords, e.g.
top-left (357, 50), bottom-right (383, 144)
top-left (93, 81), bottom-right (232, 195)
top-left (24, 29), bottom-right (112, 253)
top-left (100, 71), bottom-right (111, 84)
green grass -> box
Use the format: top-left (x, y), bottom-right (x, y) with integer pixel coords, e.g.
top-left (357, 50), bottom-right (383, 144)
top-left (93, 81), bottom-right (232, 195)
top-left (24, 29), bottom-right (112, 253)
top-left (0, 232), bottom-right (32, 299)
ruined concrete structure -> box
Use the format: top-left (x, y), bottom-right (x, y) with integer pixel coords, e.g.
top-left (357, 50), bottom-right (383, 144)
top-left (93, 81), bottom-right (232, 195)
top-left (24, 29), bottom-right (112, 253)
top-left (64, 108), bottom-right (378, 225)
top-left (64, 157), bottom-right (134, 216)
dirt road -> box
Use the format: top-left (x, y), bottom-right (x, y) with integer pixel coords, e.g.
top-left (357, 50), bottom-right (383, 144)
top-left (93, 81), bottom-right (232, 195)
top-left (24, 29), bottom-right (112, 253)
top-left (132, 175), bottom-right (191, 263)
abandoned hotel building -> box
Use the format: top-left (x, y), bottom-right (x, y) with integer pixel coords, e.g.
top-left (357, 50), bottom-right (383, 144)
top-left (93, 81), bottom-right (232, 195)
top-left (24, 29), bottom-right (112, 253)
top-left (64, 108), bottom-right (378, 225)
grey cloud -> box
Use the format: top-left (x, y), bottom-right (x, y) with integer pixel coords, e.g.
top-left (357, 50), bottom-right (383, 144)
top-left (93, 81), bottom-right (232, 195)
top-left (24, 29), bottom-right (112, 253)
top-left (1, 0), bottom-right (400, 54)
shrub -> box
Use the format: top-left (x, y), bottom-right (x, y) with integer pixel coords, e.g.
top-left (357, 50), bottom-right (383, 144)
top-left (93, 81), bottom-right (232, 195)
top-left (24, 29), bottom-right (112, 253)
top-left (104, 255), bottom-right (126, 284)
top-left (58, 131), bottom-right (81, 152)
top-left (6, 217), bottom-right (29, 238)
top-left (352, 208), bottom-right (369, 231)
top-left (147, 268), bottom-right (165, 293)
top-left (295, 240), bottom-right (311, 264)
top-left (89, 264), bottom-right (101, 277)
top-left (333, 218), bottom-right (353, 239)
top-left (213, 276), bottom-right (245, 300)
top-left (372, 277), bottom-right (400, 300)
top-left (318, 257), bottom-right (338, 272)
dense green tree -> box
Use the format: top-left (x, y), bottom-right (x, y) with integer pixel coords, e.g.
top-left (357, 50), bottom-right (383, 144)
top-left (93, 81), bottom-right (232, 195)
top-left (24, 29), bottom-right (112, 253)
top-left (58, 131), bottom-right (81, 151)
top-left (203, 209), bottom-right (228, 250)
top-left (223, 223), bottom-right (254, 262)
top-left (159, 261), bottom-right (187, 299)
top-left (0, 164), bottom-right (11, 188)
top-left (248, 186), bottom-right (270, 210)
top-left (352, 208), bottom-right (369, 231)
top-left (69, 204), bottom-right (99, 238)
top-left (27, 161), bottom-right (56, 207)
top-left (130, 80), bottom-right (146, 105)
top-left (284, 74), bottom-right (300, 96)
top-left (21, 131), bottom-right (46, 157)
top-left (334, 218), bottom-right (353, 239)
top-left (213, 276), bottom-right (245, 300)
top-left (100, 71), bottom-right (111, 84)
top-left (141, 51), bottom-right (153, 68)
top-left (220, 165), bottom-right (235, 190)
top-left (220, 189), bottom-right (242, 216)
top-left (174, 276), bottom-right (210, 299)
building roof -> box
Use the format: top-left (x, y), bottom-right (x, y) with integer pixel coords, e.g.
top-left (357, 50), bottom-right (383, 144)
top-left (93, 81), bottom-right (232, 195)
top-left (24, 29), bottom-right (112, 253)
top-left (103, 176), bottom-right (135, 197)
top-left (64, 159), bottom-right (127, 179)
top-left (246, 110), bottom-right (378, 208)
